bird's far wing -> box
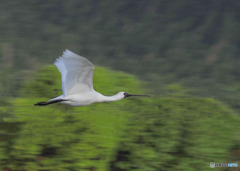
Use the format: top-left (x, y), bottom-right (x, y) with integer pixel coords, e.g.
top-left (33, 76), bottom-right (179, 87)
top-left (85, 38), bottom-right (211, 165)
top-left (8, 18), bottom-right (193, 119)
top-left (56, 49), bottom-right (95, 96)
top-left (54, 57), bottom-right (67, 96)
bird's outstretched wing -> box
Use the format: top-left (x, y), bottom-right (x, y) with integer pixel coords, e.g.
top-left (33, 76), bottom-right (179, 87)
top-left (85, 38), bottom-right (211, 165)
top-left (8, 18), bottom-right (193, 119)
top-left (54, 49), bottom-right (95, 96)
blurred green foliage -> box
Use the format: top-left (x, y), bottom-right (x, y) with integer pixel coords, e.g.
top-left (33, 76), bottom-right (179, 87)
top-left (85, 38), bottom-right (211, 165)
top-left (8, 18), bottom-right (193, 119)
top-left (0, 65), bottom-right (239, 171)
top-left (111, 98), bottom-right (240, 171)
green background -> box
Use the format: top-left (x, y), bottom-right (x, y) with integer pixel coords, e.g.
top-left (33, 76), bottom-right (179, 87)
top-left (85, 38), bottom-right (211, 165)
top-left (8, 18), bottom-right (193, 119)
top-left (0, 1), bottom-right (240, 170)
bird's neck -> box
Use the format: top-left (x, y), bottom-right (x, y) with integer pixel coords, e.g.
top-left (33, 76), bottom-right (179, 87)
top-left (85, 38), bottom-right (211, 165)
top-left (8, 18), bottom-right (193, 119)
top-left (95, 92), bottom-right (121, 102)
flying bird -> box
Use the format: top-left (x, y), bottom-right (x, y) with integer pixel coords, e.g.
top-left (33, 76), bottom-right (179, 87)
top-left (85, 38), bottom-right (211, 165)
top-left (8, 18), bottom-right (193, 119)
top-left (35, 50), bottom-right (150, 106)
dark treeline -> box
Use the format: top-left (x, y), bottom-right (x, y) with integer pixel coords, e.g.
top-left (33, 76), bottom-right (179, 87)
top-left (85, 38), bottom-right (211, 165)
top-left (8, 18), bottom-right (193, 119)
top-left (1, 0), bottom-right (240, 111)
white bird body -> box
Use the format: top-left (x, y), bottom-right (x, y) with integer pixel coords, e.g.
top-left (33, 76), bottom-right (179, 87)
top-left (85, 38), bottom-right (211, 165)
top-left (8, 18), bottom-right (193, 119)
top-left (59, 92), bottom-right (96, 106)
top-left (57, 91), bottom-right (124, 106)
top-left (35, 50), bottom-right (149, 107)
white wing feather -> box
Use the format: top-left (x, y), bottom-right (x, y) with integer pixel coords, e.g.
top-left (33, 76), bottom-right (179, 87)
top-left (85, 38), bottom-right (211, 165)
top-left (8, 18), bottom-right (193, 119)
top-left (54, 49), bottom-right (95, 96)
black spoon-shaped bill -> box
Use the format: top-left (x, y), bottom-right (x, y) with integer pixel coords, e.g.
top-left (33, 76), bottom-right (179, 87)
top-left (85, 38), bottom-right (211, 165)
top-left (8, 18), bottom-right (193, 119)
top-left (124, 93), bottom-right (150, 98)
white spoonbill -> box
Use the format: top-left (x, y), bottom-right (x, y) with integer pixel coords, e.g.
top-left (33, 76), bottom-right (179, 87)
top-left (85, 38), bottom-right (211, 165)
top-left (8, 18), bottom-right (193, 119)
top-left (34, 49), bottom-right (150, 106)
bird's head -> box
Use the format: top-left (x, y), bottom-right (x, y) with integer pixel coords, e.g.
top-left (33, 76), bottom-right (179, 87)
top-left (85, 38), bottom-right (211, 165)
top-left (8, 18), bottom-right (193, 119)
top-left (117, 91), bottom-right (150, 99)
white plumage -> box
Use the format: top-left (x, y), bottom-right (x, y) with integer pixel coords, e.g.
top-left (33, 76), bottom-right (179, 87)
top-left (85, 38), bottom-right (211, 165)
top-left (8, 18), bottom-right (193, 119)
top-left (35, 49), bottom-right (149, 106)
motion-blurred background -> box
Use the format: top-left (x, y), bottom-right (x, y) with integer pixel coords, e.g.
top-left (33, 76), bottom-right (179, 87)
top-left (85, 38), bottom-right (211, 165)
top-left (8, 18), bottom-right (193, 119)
top-left (0, 1), bottom-right (240, 170)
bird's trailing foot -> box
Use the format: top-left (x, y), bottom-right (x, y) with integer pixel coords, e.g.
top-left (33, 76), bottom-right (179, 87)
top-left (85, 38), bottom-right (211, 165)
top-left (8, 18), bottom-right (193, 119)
top-left (34, 99), bottom-right (67, 106)
top-left (34, 101), bottom-right (49, 106)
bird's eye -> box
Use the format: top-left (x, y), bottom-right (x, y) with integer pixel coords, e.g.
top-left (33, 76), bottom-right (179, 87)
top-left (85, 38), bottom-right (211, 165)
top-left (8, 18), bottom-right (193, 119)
top-left (124, 92), bottom-right (126, 96)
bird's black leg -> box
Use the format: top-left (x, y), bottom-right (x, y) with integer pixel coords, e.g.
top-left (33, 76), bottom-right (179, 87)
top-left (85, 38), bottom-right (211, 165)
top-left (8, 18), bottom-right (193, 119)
top-left (34, 99), bottom-right (67, 106)
top-left (34, 101), bottom-right (49, 106)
